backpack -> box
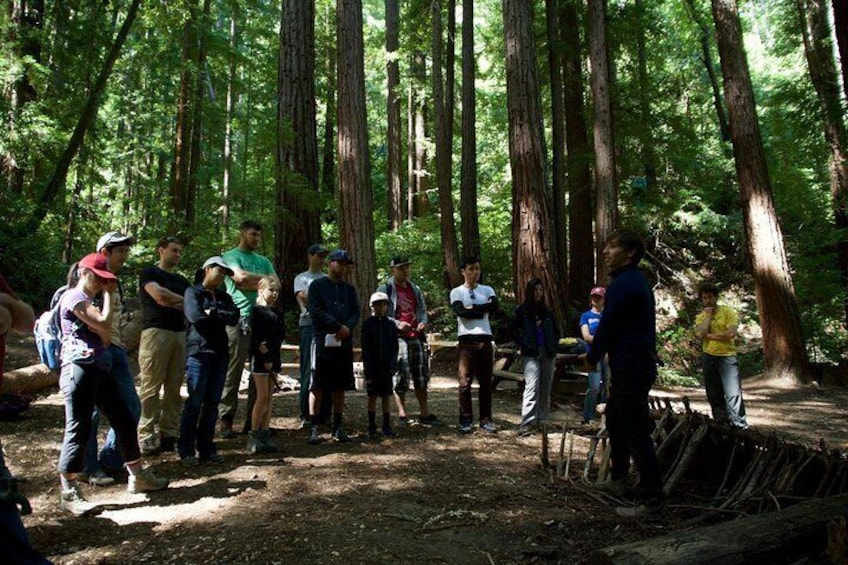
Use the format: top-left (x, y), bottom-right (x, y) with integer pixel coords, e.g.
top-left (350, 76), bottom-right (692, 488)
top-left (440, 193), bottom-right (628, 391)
top-left (34, 285), bottom-right (68, 370)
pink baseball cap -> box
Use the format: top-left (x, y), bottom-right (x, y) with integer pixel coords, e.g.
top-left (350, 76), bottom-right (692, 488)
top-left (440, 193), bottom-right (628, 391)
top-left (590, 286), bottom-right (606, 297)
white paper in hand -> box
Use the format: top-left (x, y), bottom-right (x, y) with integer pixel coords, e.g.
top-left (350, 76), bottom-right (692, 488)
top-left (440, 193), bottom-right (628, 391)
top-left (324, 334), bottom-right (342, 347)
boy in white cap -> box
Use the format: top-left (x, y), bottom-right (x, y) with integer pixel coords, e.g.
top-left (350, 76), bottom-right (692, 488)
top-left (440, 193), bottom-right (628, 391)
top-left (362, 292), bottom-right (399, 438)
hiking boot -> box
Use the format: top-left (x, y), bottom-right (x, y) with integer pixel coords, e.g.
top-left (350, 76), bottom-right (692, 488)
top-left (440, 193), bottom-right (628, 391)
top-left (594, 478), bottom-right (628, 497)
top-left (247, 431), bottom-right (260, 454)
top-left (459, 422), bottom-right (473, 434)
top-left (331, 427), bottom-right (349, 443)
top-left (480, 421), bottom-right (497, 434)
top-left (308, 426), bottom-right (321, 445)
top-left (159, 436), bottom-right (177, 453)
top-left (367, 425), bottom-right (378, 438)
top-left (419, 414), bottom-right (439, 425)
top-left (217, 420), bottom-right (236, 439)
top-left (201, 453), bottom-right (224, 464)
top-left (615, 502), bottom-right (664, 519)
top-left (80, 470), bottom-right (115, 487)
top-left (128, 468), bottom-right (169, 494)
top-left (258, 430), bottom-right (278, 453)
top-left (59, 486), bottom-right (98, 516)
top-left (382, 425), bottom-right (396, 437)
top-left (140, 437), bottom-right (160, 456)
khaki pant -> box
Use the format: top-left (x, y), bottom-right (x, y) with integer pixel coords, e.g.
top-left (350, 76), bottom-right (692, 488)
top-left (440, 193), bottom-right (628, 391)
top-left (218, 322), bottom-right (250, 424)
top-left (137, 328), bottom-right (186, 441)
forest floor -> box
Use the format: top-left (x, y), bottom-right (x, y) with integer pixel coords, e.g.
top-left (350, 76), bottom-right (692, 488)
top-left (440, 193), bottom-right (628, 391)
top-left (3, 332), bottom-right (848, 564)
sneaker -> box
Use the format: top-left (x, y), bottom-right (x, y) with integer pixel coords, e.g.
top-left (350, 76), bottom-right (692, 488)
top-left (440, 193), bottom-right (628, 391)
top-left (331, 427), bottom-right (349, 443)
top-left (594, 478), bottom-right (628, 497)
top-left (258, 430), bottom-right (278, 453)
top-left (480, 421), bottom-right (497, 434)
top-left (382, 425), bottom-right (396, 437)
top-left (159, 436), bottom-right (177, 452)
top-left (397, 416), bottom-right (410, 427)
top-left (181, 456), bottom-right (199, 467)
top-left (80, 470), bottom-right (115, 487)
top-left (615, 502), bottom-right (664, 519)
top-left (419, 414), bottom-right (439, 425)
top-left (217, 420), bottom-right (236, 439)
top-left (140, 437), bottom-right (160, 456)
top-left (308, 426), bottom-right (321, 445)
top-left (367, 426), bottom-right (378, 438)
top-left (201, 453), bottom-right (224, 464)
top-left (247, 431), bottom-right (260, 454)
top-left (298, 419), bottom-right (309, 430)
top-left (59, 486), bottom-right (98, 516)
top-left (128, 468), bottom-right (169, 494)
top-left (459, 422), bottom-right (473, 434)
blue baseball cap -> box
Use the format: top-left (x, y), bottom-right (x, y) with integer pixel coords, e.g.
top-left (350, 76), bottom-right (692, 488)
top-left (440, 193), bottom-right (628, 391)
top-left (327, 249), bottom-right (354, 264)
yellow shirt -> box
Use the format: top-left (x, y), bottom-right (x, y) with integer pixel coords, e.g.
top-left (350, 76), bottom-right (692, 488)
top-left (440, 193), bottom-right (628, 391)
top-left (695, 304), bottom-right (737, 356)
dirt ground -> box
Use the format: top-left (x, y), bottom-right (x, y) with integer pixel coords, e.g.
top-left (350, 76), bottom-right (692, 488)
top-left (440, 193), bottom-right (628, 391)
top-left (3, 333), bottom-right (848, 564)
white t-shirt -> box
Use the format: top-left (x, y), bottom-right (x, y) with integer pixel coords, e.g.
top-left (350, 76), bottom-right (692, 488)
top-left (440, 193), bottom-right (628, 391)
top-left (293, 270), bottom-right (326, 326)
top-left (449, 284), bottom-right (496, 337)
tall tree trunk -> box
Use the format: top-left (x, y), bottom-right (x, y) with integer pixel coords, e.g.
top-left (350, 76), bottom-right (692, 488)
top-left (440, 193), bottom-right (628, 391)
top-left (684, 0), bottom-right (730, 142)
top-left (545, 0), bottom-right (568, 289)
top-left (587, 0), bottom-right (618, 284)
top-left (321, 2), bottom-right (337, 196)
top-left (222, 0), bottom-right (239, 237)
top-left (635, 0), bottom-right (657, 189)
top-left (832, 0), bottom-right (848, 101)
top-left (502, 0), bottom-right (566, 328)
top-left (432, 0), bottom-right (461, 289)
top-left (276, 0), bottom-right (322, 311)
top-left (459, 0), bottom-right (480, 261)
top-left (385, 0), bottom-right (403, 230)
top-left (186, 0), bottom-right (212, 228)
top-left (171, 1), bottom-right (200, 230)
top-left (562, 0), bottom-right (596, 301)
top-left (337, 0), bottom-right (377, 328)
top-left (711, 0), bottom-right (809, 381)
top-left (409, 51), bottom-right (429, 218)
top-left (798, 0), bottom-right (848, 326)
top-left (35, 0), bottom-right (141, 232)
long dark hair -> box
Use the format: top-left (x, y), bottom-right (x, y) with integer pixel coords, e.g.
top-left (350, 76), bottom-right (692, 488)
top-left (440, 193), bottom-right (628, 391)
top-left (522, 277), bottom-right (549, 316)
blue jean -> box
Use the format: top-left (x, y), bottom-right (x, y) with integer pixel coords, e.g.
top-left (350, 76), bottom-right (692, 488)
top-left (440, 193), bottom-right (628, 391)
top-left (84, 345), bottom-right (141, 473)
top-left (583, 358), bottom-right (609, 422)
top-left (520, 354), bottom-right (555, 427)
top-left (702, 353), bottom-right (747, 428)
top-left (179, 353), bottom-right (227, 460)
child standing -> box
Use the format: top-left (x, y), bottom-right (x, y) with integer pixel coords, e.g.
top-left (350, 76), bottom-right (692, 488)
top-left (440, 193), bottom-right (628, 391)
top-left (362, 292), bottom-right (399, 438)
top-left (247, 276), bottom-right (285, 453)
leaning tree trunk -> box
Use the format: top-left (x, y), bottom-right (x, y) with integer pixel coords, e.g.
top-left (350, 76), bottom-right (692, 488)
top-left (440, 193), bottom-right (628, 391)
top-left (432, 0), bottom-right (462, 289)
top-left (276, 0), bottom-right (322, 312)
top-left (386, 0), bottom-right (403, 230)
top-left (337, 0), bottom-right (377, 328)
top-left (711, 0), bottom-right (810, 381)
top-left (832, 0), bottom-right (848, 102)
top-left (562, 0), bottom-right (596, 300)
top-left (502, 0), bottom-right (566, 326)
top-left (797, 0), bottom-right (848, 327)
top-left (459, 0), bottom-right (480, 261)
top-left (587, 0), bottom-right (618, 284)
top-left (684, 0), bottom-right (730, 142)
top-left (546, 0), bottom-right (569, 289)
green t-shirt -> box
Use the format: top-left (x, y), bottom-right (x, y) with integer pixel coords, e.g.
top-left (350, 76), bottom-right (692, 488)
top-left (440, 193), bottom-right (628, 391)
top-left (222, 247), bottom-right (277, 317)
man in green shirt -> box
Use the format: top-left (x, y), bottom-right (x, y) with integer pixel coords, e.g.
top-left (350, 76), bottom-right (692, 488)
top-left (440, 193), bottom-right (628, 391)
top-left (218, 220), bottom-right (278, 438)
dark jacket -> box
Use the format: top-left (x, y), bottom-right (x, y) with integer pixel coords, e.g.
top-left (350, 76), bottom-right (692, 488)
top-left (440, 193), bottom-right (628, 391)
top-left (184, 284), bottom-right (240, 357)
top-left (307, 276), bottom-right (360, 356)
top-left (587, 263), bottom-right (657, 393)
top-left (361, 315), bottom-right (399, 382)
top-left (249, 305), bottom-right (286, 372)
top-left (512, 303), bottom-right (560, 357)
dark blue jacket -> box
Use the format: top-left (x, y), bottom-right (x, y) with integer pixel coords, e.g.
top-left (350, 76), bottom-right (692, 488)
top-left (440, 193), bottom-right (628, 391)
top-left (361, 315), bottom-right (399, 382)
top-left (307, 276), bottom-right (360, 357)
top-left (587, 263), bottom-right (657, 393)
top-left (511, 303), bottom-right (559, 357)
top-left (184, 284), bottom-right (240, 357)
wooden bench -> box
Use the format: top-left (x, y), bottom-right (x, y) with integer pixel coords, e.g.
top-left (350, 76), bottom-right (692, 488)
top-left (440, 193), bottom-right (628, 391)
top-left (492, 345), bottom-right (592, 392)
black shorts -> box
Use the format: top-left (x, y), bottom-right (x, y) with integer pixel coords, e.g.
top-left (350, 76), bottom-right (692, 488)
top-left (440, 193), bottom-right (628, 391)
top-left (310, 341), bottom-right (354, 392)
top-left (366, 374), bottom-right (393, 398)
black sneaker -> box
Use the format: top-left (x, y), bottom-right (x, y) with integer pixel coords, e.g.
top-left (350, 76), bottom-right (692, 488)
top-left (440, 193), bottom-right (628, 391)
top-left (419, 414), bottom-right (439, 425)
top-left (459, 422), bottom-right (473, 434)
top-left (382, 425), bottom-right (396, 437)
top-left (367, 426), bottom-right (378, 438)
top-left (332, 427), bottom-right (349, 443)
top-left (397, 416), bottom-right (410, 427)
top-left (308, 426), bottom-right (321, 445)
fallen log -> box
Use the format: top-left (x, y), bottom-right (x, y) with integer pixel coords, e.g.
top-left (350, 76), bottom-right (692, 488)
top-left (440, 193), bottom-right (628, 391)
top-left (1, 363), bottom-right (57, 394)
top-left (589, 493), bottom-right (848, 564)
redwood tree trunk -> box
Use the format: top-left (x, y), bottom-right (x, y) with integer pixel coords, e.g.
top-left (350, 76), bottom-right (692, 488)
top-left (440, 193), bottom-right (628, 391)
top-left (562, 0), bottom-right (596, 301)
top-left (798, 0), bottom-right (848, 326)
top-left (276, 0), bottom-right (322, 310)
top-left (385, 0), bottom-right (403, 230)
top-left (171, 1), bottom-right (199, 229)
top-left (222, 1), bottom-right (239, 236)
top-left (337, 0), bottom-right (377, 328)
top-left (502, 0), bottom-right (566, 327)
top-left (546, 0), bottom-right (568, 289)
top-left (432, 0), bottom-right (461, 289)
top-left (459, 0), bottom-right (480, 261)
top-left (711, 0), bottom-right (809, 381)
top-left (587, 0), bottom-right (618, 283)
top-left (409, 51), bottom-right (429, 218)
top-left (186, 0), bottom-right (211, 228)
top-left (320, 3), bottom-right (336, 196)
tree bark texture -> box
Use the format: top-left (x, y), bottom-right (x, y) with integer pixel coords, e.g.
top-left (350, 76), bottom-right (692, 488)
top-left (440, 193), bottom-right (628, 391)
top-left (321, 2), bottom-right (337, 197)
top-left (797, 0), bottom-right (848, 327)
top-left (276, 0), bottom-right (322, 310)
top-left (587, 0), bottom-right (618, 284)
top-left (832, 0), bottom-right (848, 102)
top-left (337, 0), bottom-right (377, 328)
top-left (222, 1), bottom-right (239, 237)
top-left (186, 0), bottom-right (212, 228)
top-left (385, 0), bottom-right (403, 230)
top-left (502, 0), bottom-right (566, 327)
top-left (561, 0), bottom-right (596, 302)
top-left (408, 51), bottom-right (429, 219)
top-left (711, 0), bottom-right (810, 381)
top-left (460, 0), bottom-right (480, 261)
top-left (432, 0), bottom-right (462, 289)
top-left (545, 0), bottom-right (569, 289)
